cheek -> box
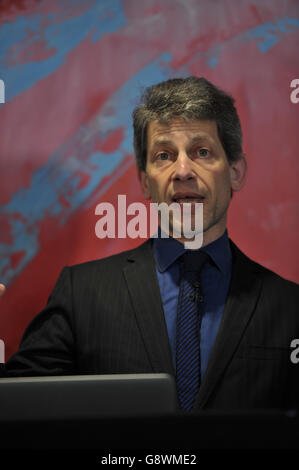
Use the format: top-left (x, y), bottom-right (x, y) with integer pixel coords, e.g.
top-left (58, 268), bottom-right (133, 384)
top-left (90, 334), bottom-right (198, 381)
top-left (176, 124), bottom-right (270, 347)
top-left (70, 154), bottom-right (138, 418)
top-left (207, 170), bottom-right (232, 200)
top-left (214, 167), bottom-right (232, 187)
top-left (149, 175), bottom-right (166, 194)
top-left (143, 179), bottom-right (159, 202)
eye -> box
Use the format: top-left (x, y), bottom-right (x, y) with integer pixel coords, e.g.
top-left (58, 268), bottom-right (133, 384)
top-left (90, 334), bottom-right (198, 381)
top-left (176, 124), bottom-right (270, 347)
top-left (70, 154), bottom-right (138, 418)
top-left (157, 152), bottom-right (170, 161)
top-left (196, 148), bottom-right (210, 158)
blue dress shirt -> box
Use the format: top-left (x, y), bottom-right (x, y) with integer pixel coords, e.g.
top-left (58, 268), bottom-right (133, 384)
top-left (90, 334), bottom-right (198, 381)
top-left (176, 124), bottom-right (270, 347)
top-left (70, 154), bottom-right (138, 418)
top-left (153, 229), bottom-right (232, 379)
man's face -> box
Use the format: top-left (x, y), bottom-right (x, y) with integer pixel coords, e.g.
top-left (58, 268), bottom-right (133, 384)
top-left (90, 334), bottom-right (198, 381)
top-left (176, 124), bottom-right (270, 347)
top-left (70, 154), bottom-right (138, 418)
top-left (138, 118), bottom-right (246, 246)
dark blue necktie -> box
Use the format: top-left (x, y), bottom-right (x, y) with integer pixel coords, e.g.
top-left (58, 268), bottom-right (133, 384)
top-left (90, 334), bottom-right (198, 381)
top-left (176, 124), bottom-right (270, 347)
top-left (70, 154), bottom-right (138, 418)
top-left (176, 250), bottom-right (209, 412)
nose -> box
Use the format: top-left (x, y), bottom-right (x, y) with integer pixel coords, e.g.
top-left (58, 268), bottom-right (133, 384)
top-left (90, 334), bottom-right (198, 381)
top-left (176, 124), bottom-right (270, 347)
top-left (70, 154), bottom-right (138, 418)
top-left (172, 151), bottom-right (194, 181)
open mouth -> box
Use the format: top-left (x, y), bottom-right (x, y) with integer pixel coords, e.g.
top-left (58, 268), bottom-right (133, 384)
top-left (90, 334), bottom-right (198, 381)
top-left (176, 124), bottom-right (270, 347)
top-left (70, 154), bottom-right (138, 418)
top-left (172, 194), bottom-right (205, 204)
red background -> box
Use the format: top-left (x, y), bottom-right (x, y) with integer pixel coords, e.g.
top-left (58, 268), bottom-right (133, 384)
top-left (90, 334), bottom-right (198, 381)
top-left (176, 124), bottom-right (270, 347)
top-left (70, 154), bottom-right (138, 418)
top-left (0, 0), bottom-right (298, 360)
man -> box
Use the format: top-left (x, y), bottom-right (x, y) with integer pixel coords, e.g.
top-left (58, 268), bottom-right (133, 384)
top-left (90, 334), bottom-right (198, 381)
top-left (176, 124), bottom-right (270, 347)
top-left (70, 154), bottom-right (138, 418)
top-left (1, 77), bottom-right (298, 411)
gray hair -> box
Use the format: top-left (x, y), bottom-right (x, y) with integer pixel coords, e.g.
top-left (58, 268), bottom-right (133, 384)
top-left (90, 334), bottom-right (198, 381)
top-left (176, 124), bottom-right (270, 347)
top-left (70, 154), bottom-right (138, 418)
top-left (132, 76), bottom-right (244, 171)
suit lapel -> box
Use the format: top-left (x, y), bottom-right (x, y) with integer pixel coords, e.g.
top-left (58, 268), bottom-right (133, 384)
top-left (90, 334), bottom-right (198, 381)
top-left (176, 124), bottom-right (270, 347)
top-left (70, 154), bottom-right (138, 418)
top-left (194, 240), bottom-right (263, 409)
top-left (123, 240), bottom-right (175, 376)
top-left (122, 238), bottom-right (263, 410)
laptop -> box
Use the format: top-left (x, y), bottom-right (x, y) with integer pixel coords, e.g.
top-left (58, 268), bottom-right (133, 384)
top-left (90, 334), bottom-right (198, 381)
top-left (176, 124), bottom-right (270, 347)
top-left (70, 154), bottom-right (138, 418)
top-left (0, 373), bottom-right (177, 421)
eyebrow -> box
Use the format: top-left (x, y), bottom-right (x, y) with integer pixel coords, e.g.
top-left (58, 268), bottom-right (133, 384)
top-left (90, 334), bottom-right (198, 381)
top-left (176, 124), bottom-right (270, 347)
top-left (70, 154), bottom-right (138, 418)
top-left (150, 135), bottom-right (212, 151)
top-left (188, 135), bottom-right (212, 146)
top-left (150, 139), bottom-right (175, 150)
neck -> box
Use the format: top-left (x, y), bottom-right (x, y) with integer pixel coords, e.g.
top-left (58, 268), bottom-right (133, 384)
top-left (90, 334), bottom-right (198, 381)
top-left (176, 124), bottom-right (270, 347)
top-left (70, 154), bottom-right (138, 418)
top-left (169, 226), bottom-right (227, 249)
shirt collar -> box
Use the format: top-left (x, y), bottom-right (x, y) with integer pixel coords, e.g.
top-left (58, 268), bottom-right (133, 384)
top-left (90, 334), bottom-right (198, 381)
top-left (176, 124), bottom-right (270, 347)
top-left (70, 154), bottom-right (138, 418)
top-left (153, 227), bottom-right (231, 275)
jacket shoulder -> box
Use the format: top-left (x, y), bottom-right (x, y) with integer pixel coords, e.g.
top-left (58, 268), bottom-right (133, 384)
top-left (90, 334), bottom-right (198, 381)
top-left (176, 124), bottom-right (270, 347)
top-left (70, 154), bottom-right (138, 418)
top-left (230, 239), bottom-right (299, 294)
top-left (66, 239), bottom-right (153, 276)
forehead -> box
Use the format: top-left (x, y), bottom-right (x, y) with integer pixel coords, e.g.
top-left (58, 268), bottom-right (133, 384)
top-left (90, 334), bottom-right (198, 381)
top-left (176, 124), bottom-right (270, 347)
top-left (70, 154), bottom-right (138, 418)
top-left (147, 118), bottom-right (220, 147)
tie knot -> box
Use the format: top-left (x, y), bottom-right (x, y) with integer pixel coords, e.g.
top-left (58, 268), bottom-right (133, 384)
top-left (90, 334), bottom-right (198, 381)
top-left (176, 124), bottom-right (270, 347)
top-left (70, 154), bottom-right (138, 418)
top-left (181, 250), bottom-right (209, 273)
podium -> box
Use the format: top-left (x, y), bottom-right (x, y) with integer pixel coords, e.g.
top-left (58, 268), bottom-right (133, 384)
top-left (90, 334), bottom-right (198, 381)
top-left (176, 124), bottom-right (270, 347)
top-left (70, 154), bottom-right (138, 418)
top-left (0, 374), bottom-right (298, 449)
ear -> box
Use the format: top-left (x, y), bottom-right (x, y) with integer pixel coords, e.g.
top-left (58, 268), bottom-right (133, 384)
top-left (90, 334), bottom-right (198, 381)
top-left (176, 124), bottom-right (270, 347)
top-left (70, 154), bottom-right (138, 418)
top-left (137, 169), bottom-right (151, 200)
top-left (229, 156), bottom-right (247, 192)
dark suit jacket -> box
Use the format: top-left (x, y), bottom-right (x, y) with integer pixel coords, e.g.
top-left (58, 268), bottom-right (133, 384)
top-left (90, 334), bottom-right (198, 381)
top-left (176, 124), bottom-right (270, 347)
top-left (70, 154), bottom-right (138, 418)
top-left (4, 239), bottom-right (299, 410)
